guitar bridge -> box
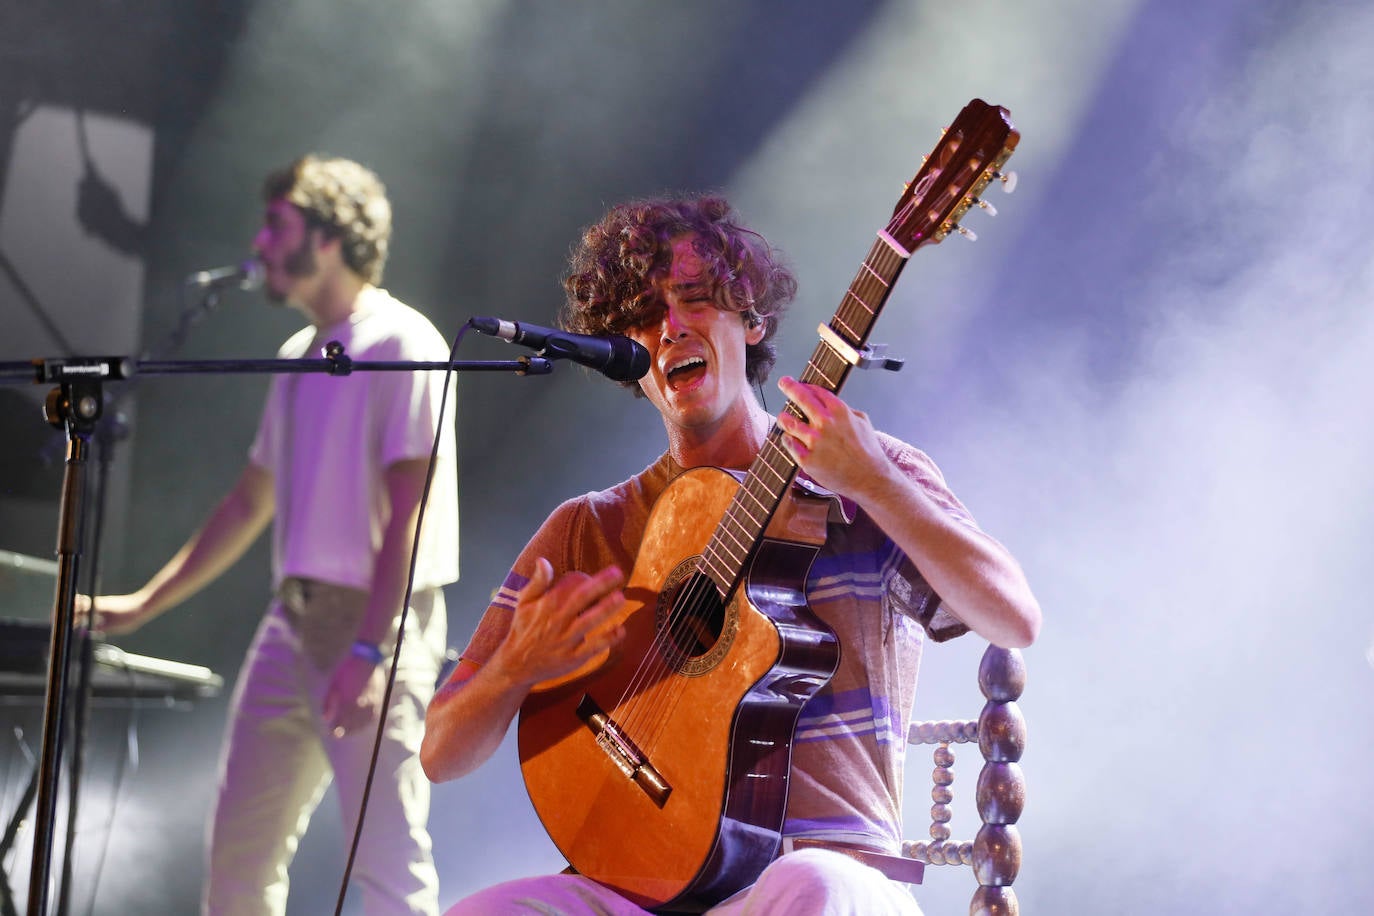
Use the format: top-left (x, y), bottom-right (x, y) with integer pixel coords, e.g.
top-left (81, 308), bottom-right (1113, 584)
top-left (576, 694), bottom-right (672, 808)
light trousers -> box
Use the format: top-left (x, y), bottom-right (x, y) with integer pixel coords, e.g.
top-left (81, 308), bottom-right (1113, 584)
top-left (204, 584), bottom-right (447, 916)
top-left (443, 847), bottom-right (923, 916)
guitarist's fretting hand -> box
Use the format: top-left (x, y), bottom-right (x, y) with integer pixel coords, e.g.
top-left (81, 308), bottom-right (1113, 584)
top-left (494, 558), bottom-right (628, 689)
top-left (776, 375), bottom-right (888, 502)
top-left (778, 376), bottom-right (1039, 650)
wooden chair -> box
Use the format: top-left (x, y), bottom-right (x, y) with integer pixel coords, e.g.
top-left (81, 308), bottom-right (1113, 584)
top-left (903, 645), bottom-right (1026, 916)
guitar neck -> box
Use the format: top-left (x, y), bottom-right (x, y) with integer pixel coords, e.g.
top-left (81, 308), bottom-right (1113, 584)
top-left (695, 98), bottom-right (1020, 598)
top-left (697, 236), bottom-right (912, 597)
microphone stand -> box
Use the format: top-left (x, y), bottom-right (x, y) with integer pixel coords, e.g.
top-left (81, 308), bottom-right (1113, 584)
top-left (169, 279), bottom-right (235, 354)
top-left (20, 280), bottom-right (228, 913)
top-left (0, 344), bottom-right (552, 916)
top-left (57, 402), bottom-right (126, 916)
top-left (9, 278), bottom-right (254, 912)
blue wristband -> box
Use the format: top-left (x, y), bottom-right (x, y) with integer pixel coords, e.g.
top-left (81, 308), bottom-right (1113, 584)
top-left (350, 640), bottom-right (385, 665)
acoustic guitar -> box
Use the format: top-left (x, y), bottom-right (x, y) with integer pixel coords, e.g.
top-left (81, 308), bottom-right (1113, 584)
top-left (518, 98), bottom-right (1020, 912)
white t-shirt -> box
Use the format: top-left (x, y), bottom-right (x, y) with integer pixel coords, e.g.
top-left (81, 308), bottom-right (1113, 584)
top-left (249, 286), bottom-right (460, 593)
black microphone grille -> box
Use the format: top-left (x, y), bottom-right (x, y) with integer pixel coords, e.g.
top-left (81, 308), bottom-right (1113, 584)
top-left (606, 336), bottom-right (651, 382)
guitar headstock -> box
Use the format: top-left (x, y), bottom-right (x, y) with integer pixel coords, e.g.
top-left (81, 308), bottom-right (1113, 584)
top-left (886, 99), bottom-right (1019, 253)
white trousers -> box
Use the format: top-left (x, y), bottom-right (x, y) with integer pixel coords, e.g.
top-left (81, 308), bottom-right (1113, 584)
top-left (204, 585), bottom-right (447, 916)
top-left (443, 847), bottom-right (923, 915)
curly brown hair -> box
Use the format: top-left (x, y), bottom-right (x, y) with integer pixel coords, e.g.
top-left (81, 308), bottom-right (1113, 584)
top-left (560, 195), bottom-right (796, 391)
top-left (261, 155), bottom-right (391, 285)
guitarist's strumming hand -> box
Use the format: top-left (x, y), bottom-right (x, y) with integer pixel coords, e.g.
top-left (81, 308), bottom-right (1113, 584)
top-left (420, 558), bottom-right (629, 784)
top-left (491, 557), bottom-right (628, 689)
top-left (776, 375), bottom-right (892, 505)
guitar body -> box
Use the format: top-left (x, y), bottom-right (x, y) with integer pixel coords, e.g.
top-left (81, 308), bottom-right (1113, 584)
top-left (518, 467), bottom-right (840, 912)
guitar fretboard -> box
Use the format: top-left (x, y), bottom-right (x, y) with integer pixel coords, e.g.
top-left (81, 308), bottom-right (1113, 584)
top-left (697, 238), bottom-right (912, 596)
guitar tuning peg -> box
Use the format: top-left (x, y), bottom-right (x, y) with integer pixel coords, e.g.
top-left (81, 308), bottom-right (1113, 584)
top-left (993, 170), bottom-right (1018, 193)
top-left (974, 197), bottom-right (998, 217)
top-left (954, 225), bottom-right (977, 242)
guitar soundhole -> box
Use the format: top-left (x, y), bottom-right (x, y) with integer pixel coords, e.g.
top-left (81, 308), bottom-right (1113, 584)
top-left (667, 574), bottom-right (724, 656)
top-left (656, 559), bottom-right (737, 676)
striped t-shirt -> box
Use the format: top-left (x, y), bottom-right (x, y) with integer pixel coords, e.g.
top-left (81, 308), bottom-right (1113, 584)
top-left (459, 433), bottom-right (972, 852)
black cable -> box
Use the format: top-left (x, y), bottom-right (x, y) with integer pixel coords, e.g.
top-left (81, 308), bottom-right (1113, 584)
top-left (333, 324), bottom-right (466, 915)
top-left (0, 248), bottom-right (75, 355)
top-left (81, 655), bottom-right (140, 916)
top-left (0, 731), bottom-right (39, 916)
top-left (56, 629), bottom-right (93, 914)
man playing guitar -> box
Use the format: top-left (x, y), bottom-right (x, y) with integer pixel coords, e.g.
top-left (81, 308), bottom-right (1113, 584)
top-left (422, 193), bottom-right (1040, 915)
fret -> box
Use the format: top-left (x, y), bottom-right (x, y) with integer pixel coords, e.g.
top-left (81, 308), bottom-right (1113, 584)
top-left (805, 351), bottom-right (850, 395)
top-left (732, 492), bottom-right (768, 528)
top-left (704, 537), bottom-right (738, 570)
top-left (809, 344), bottom-right (843, 367)
top-left (860, 260), bottom-right (891, 287)
top-left (830, 248), bottom-right (900, 338)
top-left (711, 525), bottom-right (749, 563)
top-left (715, 520), bottom-right (753, 561)
top-left (724, 513), bottom-right (757, 548)
top-left (868, 249), bottom-right (903, 283)
top-left (831, 310), bottom-right (861, 341)
top-left (699, 554), bottom-right (732, 595)
top-left (843, 288), bottom-right (875, 315)
top-left (845, 290), bottom-right (878, 319)
top-left (753, 454), bottom-right (791, 490)
top-left (804, 356), bottom-right (840, 388)
top-left (738, 485), bottom-right (771, 518)
top-left (763, 454), bottom-right (794, 488)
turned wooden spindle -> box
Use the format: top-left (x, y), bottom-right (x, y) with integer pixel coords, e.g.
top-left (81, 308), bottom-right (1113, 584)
top-left (904, 644), bottom-right (1026, 916)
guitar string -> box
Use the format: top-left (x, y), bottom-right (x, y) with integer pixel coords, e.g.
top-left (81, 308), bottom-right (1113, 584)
top-left (614, 342), bottom-right (868, 753)
top-left (604, 455), bottom-right (788, 744)
top-left (616, 445), bottom-right (788, 749)
top-left (610, 484), bottom-right (752, 742)
top-left (611, 415), bottom-right (809, 745)
top-left (623, 369), bottom-right (866, 756)
top-left (624, 449), bottom-right (789, 754)
top-left (616, 478), bottom-right (761, 744)
top-left (631, 569), bottom-right (725, 745)
top-left (612, 580), bottom-right (694, 741)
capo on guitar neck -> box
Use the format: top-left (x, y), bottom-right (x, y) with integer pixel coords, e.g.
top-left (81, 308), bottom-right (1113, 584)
top-left (854, 343), bottom-right (904, 373)
top-left (815, 323), bottom-right (905, 373)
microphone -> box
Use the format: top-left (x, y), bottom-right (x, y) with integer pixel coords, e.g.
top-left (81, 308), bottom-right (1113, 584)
top-left (470, 316), bottom-right (650, 382)
top-left (185, 260), bottom-right (264, 290)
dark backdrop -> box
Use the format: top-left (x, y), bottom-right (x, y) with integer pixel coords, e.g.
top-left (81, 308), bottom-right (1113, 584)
top-left (4, 1), bottom-right (1374, 913)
